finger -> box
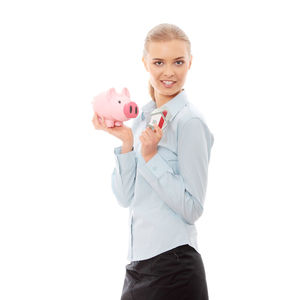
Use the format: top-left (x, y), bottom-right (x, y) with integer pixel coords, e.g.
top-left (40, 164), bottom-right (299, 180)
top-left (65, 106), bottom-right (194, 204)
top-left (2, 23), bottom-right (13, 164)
top-left (144, 127), bottom-right (153, 138)
top-left (92, 114), bottom-right (101, 128)
top-left (93, 113), bottom-right (101, 125)
top-left (158, 126), bottom-right (163, 137)
top-left (140, 133), bottom-right (150, 143)
top-left (140, 132), bottom-right (148, 141)
top-left (154, 124), bottom-right (161, 136)
top-left (158, 124), bottom-right (163, 134)
top-left (94, 114), bottom-right (107, 131)
top-left (139, 135), bottom-right (145, 144)
top-left (99, 116), bottom-right (107, 128)
top-left (154, 123), bottom-right (159, 130)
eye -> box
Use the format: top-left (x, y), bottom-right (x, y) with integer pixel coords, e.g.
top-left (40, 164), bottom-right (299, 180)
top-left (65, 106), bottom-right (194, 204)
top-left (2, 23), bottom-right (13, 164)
top-left (154, 60), bottom-right (185, 66)
top-left (118, 100), bottom-right (121, 104)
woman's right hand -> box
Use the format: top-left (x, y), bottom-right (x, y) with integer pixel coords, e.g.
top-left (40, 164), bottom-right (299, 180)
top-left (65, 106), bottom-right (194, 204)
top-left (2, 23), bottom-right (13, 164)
top-left (92, 112), bottom-right (133, 145)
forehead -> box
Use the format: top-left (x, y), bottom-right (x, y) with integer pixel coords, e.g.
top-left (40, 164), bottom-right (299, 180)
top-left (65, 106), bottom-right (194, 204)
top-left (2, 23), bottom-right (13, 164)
top-left (147, 40), bottom-right (188, 59)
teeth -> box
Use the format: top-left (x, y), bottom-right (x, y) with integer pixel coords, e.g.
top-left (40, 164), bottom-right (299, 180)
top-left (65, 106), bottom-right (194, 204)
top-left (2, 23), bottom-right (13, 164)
top-left (163, 81), bottom-right (174, 84)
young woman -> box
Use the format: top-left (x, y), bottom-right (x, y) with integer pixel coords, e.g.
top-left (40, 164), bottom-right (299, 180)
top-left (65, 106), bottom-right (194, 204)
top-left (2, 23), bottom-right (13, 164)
top-left (92, 23), bottom-right (214, 300)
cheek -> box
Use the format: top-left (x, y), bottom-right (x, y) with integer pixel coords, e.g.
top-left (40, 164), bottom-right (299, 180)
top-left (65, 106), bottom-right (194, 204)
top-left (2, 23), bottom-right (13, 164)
top-left (179, 67), bottom-right (189, 77)
top-left (149, 66), bottom-right (160, 77)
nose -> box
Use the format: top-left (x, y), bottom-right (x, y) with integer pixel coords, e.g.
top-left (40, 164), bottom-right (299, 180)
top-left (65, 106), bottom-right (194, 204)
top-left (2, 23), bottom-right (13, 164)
top-left (163, 64), bottom-right (175, 76)
top-left (124, 101), bottom-right (139, 118)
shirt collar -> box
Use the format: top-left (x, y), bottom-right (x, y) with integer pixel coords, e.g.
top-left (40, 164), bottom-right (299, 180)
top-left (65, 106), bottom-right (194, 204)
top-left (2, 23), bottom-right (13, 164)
top-left (141, 89), bottom-right (188, 122)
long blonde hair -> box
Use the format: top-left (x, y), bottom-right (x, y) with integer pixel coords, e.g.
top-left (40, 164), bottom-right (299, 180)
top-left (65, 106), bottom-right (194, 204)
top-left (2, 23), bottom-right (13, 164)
top-left (143, 23), bottom-right (192, 102)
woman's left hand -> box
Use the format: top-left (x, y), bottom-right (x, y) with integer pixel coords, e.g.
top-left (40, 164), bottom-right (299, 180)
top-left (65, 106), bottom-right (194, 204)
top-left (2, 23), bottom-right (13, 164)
top-left (139, 124), bottom-right (163, 162)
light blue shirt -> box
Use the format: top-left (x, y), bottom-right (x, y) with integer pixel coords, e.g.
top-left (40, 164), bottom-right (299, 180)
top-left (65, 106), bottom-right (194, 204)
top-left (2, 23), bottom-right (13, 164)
top-left (111, 89), bottom-right (214, 262)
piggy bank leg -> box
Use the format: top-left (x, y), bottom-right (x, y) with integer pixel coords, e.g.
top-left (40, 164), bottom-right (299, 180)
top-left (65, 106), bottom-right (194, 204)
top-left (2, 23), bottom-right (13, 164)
top-left (114, 121), bottom-right (123, 127)
top-left (105, 120), bottom-right (115, 127)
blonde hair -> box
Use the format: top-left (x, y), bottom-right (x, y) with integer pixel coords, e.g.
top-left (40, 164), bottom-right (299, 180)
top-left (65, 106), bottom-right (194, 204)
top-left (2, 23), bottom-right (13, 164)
top-left (143, 23), bottom-right (192, 102)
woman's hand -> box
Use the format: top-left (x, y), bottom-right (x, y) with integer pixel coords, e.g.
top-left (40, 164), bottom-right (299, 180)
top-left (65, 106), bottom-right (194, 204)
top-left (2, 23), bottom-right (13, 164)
top-left (139, 124), bottom-right (163, 162)
top-left (92, 112), bottom-right (133, 146)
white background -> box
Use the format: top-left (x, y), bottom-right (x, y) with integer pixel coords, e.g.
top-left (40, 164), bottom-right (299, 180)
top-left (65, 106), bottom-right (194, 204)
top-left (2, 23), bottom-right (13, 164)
top-left (1, 0), bottom-right (299, 299)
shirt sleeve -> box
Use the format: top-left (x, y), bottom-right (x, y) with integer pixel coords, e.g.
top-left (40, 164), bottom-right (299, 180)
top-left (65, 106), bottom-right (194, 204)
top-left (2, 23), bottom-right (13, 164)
top-left (111, 146), bottom-right (137, 208)
top-left (137, 118), bottom-right (214, 225)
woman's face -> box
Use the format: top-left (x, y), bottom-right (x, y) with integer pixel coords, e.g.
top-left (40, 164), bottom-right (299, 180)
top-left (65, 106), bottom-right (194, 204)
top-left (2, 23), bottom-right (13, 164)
top-left (142, 39), bottom-right (192, 98)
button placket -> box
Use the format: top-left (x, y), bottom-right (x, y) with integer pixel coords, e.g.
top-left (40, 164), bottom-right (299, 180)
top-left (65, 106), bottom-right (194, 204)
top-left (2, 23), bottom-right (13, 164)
top-left (130, 216), bottom-right (133, 260)
top-left (128, 210), bottom-right (134, 261)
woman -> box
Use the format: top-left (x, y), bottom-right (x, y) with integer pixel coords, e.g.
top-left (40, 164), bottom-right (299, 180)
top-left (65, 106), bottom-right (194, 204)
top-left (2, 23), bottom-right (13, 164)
top-left (92, 23), bottom-right (214, 300)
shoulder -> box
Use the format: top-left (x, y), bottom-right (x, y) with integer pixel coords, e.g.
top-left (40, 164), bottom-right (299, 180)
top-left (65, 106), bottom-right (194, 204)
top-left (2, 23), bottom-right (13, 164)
top-left (174, 101), bottom-right (215, 150)
top-left (176, 102), bottom-right (210, 134)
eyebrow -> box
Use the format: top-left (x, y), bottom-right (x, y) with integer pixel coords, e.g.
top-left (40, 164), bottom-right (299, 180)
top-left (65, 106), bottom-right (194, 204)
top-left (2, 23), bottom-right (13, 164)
top-left (152, 56), bottom-right (185, 60)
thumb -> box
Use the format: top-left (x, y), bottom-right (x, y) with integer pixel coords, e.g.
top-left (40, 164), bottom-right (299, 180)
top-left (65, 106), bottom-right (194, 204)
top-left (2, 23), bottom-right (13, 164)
top-left (154, 124), bottom-right (162, 135)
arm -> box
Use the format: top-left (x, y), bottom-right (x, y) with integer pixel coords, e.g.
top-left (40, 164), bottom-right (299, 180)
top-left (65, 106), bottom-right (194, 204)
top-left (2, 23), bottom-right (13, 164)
top-left (111, 145), bottom-right (137, 208)
top-left (137, 118), bottom-right (214, 225)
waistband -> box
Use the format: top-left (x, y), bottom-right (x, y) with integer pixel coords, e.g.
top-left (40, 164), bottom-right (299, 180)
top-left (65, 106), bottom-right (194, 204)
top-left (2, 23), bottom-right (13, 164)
top-left (163, 244), bottom-right (193, 255)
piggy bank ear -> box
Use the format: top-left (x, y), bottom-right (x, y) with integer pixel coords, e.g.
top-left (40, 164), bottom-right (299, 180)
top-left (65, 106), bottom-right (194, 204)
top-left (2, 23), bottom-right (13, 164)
top-left (107, 88), bottom-right (116, 100)
top-left (122, 87), bottom-right (130, 98)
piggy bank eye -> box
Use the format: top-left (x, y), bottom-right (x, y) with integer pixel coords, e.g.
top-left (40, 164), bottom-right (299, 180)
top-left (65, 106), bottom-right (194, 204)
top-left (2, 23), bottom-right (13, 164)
top-left (118, 100), bottom-right (121, 104)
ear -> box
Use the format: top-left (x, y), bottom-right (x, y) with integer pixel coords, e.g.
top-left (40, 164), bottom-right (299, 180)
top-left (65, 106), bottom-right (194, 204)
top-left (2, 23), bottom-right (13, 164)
top-left (142, 56), bottom-right (149, 72)
top-left (107, 88), bottom-right (116, 100)
top-left (188, 55), bottom-right (193, 70)
top-left (122, 87), bottom-right (130, 98)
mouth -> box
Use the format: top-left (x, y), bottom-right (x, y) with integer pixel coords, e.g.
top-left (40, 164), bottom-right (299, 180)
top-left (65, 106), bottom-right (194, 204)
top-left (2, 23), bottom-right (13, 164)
top-left (160, 80), bottom-right (177, 88)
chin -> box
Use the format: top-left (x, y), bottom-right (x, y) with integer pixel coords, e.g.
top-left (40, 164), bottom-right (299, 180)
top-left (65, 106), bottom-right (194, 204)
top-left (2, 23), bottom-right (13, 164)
top-left (156, 86), bottom-right (182, 95)
top-left (165, 88), bottom-right (182, 95)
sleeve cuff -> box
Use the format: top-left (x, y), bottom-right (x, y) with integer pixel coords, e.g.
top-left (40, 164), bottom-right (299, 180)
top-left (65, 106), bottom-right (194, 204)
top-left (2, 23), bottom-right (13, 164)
top-left (114, 146), bottom-right (136, 175)
top-left (138, 151), bottom-right (173, 179)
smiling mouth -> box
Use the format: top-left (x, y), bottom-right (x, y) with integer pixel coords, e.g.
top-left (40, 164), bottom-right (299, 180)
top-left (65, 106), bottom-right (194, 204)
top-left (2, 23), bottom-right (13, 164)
top-left (161, 80), bottom-right (177, 87)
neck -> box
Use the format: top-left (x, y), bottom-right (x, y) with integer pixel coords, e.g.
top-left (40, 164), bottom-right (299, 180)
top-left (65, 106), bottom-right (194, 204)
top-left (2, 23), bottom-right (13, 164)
top-left (154, 89), bottom-right (183, 108)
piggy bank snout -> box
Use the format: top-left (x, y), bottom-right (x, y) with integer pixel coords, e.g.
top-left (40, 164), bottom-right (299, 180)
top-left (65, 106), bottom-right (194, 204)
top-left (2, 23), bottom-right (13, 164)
top-left (124, 101), bottom-right (139, 118)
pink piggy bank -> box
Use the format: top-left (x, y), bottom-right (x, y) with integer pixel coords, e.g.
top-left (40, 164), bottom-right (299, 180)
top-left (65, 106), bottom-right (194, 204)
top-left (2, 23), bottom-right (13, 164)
top-left (92, 87), bottom-right (139, 127)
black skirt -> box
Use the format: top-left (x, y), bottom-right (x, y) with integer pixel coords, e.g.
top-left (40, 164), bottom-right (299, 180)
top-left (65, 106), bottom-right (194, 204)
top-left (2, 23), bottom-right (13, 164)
top-left (120, 244), bottom-right (209, 300)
